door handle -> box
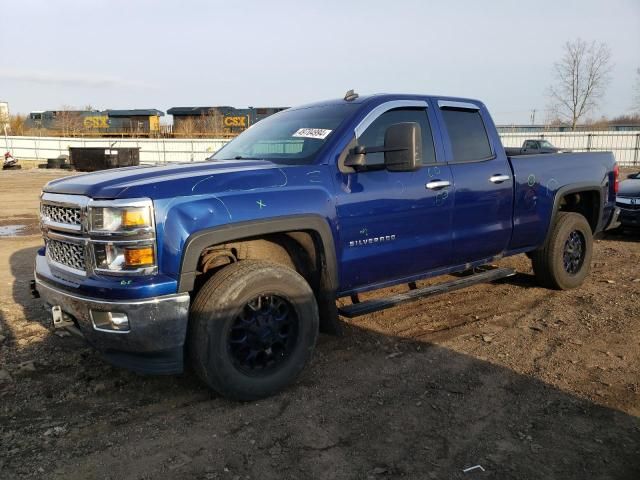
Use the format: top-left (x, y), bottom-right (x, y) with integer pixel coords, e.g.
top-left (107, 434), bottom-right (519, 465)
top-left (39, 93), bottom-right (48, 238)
top-left (425, 180), bottom-right (451, 190)
top-left (489, 174), bottom-right (510, 183)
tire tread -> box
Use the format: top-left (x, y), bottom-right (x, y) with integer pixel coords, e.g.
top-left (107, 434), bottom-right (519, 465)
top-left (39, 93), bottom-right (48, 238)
top-left (188, 260), bottom-right (318, 400)
top-left (531, 212), bottom-right (592, 290)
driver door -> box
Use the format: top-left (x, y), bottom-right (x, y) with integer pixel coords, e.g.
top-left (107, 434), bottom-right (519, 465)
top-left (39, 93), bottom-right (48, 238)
top-left (334, 103), bottom-right (453, 292)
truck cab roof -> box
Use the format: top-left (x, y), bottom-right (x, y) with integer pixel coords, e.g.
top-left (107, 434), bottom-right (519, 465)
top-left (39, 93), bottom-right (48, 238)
top-left (287, 93), bottom-right (486, 111)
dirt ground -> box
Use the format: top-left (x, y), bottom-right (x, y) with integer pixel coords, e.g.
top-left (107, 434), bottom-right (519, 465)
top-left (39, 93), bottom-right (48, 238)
top-left (0, 169), bottom-right (638, 480)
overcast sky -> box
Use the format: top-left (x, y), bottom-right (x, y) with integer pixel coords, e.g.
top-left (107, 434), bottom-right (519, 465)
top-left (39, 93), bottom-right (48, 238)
top-left (1, 0), bottom-right (638, 124)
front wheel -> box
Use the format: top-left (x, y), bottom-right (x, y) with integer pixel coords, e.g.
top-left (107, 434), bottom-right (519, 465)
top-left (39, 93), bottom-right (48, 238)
top-left (530, 212), bottom-right (593, 290)
top-left (189, 260), bottom-right (319, 401)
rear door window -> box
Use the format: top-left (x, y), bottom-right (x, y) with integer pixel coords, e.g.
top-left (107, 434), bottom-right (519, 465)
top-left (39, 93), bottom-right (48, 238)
top-left (441, 108), bottom-right (492, 162)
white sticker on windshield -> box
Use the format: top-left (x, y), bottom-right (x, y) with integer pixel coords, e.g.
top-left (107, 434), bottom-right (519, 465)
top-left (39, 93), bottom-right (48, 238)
top-left (292, 128), bottom-right (332, 140)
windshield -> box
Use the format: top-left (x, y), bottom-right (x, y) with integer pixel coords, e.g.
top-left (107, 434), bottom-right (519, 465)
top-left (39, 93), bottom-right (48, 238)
top-left (212, 103), bottom-right (359, 164)
top-left (539, 140), bottom-right (555, 148)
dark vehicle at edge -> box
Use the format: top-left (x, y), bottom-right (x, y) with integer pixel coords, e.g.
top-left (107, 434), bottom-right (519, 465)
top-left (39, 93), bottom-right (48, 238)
top-left (616, 171), bottom-right (640, 229)
top-left (505, 139), bottom-right (572, 156)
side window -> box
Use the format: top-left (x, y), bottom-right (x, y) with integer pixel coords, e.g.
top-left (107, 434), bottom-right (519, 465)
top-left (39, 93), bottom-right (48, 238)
top-left (441, 108), bottom-right (492, 162)
top-left (357, 108), bottom-right (436, 166)
top-left (524, 140), bottom-right (534, 149)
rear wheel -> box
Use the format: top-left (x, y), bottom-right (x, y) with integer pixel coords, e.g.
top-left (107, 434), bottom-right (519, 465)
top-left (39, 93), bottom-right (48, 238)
top-left (189, 260), bottom-right (319, 400)
top-left (531, 212), bottom-right (593, 290)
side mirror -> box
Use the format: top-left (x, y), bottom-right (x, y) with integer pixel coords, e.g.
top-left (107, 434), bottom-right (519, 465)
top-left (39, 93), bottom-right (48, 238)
top-left (384, 122), bottom-right (422, 172)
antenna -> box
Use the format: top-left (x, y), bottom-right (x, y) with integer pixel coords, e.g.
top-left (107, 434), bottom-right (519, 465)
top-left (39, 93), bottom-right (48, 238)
top-left (344, 89), bottom-right (359, 102)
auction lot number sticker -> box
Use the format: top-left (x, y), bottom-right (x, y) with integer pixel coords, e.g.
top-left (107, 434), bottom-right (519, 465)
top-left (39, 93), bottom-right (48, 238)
top-left (292, 128), bottom-right (332, 139)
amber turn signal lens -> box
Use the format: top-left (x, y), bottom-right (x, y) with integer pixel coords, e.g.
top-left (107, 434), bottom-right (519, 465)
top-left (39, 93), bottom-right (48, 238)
top-left (122, 209), bottom-right (149, 228)
top-left (124, 246), bottom-right (154, 266)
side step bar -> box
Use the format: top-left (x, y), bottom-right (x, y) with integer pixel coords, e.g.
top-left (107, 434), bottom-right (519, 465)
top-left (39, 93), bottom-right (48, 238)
top-left (338, 267), bottom-right (516, 318)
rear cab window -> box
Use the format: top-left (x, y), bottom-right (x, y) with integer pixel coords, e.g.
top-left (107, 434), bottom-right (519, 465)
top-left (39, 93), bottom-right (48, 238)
top-left (439, 103), bottom-right (493, 163)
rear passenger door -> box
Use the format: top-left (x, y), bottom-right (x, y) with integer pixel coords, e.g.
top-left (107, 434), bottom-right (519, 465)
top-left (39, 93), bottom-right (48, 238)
top-left (436, 101), bottom-right (514, 264)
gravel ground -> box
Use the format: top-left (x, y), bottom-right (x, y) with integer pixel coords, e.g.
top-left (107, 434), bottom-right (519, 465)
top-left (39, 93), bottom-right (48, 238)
top-left (0, 169), bottom-right (638, 480)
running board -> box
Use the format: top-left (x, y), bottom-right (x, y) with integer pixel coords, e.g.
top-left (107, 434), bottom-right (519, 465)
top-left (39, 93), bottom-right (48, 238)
top-left (338, 267), bottom-right (516, 318)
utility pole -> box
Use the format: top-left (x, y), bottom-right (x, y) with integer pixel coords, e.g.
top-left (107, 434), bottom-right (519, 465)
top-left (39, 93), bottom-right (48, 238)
top-left (530, 109), bottom-right (537, 125)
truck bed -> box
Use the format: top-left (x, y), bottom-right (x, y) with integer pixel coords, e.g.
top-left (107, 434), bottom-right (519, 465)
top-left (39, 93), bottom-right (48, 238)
top-left (507, 151), bottom-right (617, 251)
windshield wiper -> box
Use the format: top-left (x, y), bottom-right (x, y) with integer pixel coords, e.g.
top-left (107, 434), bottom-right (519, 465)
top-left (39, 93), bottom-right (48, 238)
top-left (211, 155), bottom-right (263, 161)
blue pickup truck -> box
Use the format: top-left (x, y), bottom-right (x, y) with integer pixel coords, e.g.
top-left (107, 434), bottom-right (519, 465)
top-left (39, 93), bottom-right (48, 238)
top-left (33, 92), bottom-right (621, 400)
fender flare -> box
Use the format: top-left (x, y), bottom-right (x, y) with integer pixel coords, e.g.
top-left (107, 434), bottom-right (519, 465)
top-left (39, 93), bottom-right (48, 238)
top-left (177, 214), bottom-right (338, 294)
top-left (542, 182), bottom-right (605, 246)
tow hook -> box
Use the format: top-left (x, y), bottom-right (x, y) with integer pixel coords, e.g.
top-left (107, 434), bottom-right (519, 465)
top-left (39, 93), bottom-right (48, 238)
top-left (30, 279), bottom-right (40, 299)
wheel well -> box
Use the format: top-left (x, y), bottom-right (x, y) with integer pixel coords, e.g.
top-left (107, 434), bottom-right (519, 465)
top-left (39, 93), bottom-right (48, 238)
top-left (193, 229), bottom-right (341, 335)
top-left (194, 231), bottom-right (322, 295)
top-left (557, 190), bottom-right (600, 232)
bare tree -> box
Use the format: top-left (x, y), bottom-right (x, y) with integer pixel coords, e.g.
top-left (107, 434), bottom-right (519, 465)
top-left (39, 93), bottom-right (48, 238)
top-left (9, 114), bottom-right (26, 135)
top-left (174, 111), bottom-right (227, 138)
top-left (548, 39), bottom-right (612, 130)
top-left (198, 109), bottom-right (225, 136)
top-left (174, 117), bottom-right (196, 137)
top-left (56, 106), bottom-right (84, 136)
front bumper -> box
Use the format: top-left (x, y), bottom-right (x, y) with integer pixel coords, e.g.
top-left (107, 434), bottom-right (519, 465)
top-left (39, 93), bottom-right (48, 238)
top-left (617, 205), bottom-right (640, 228)
top-left (35, 278), bottom-right (190, 375)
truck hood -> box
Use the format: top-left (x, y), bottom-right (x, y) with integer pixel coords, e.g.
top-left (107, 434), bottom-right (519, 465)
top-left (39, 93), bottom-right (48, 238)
top-left (42, 160), bottom-right (289, 199)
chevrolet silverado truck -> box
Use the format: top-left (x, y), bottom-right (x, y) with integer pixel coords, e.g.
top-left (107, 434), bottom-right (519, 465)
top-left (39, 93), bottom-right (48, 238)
top-left (33, 92), bottom-right (621, 400)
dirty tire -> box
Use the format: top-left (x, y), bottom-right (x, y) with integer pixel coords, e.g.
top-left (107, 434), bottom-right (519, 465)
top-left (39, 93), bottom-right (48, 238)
top-left (531, 212), bottom-right (593, 290)
top-left (189, 260), bottom-right (319, 401)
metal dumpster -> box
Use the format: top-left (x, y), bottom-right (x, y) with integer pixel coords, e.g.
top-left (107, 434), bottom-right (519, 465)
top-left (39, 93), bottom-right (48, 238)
top-left (69, 147), bottom-right (140, 172)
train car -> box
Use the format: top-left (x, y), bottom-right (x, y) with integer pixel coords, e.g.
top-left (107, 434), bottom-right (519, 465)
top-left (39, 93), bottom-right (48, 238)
top-left (23, 105), bottom-right (287, 137)
top-left (25, 109), bottom-right (164, 136)
top-left (104, 109), bottom-right (164, 134)
top-left (167, 106), bottom-right (288, 136)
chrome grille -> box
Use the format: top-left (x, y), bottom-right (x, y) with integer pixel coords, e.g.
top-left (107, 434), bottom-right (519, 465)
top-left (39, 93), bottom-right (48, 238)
top-left (46, 239), bottom-right (86, 272)
top-left (41, 203), bottom-right (82, 226)
top-left (616, 197), bottom-right (640, 211)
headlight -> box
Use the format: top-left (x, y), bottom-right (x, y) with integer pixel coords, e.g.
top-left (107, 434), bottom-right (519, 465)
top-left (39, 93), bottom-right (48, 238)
top-left (94, 242), bottom-right (156, 272)
top-left (88, 198), bottom-right (157, 275)
top-left (90, 204), bottom-right (153, 233)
